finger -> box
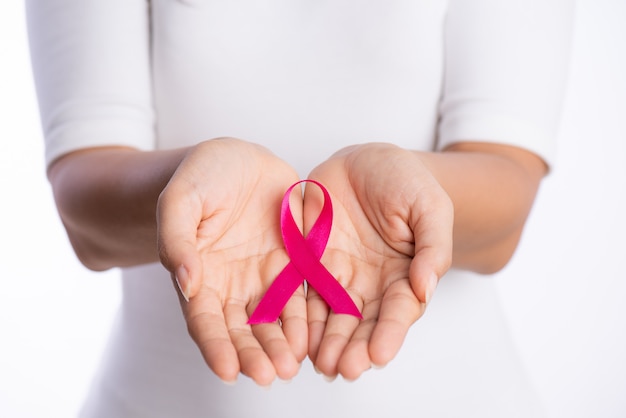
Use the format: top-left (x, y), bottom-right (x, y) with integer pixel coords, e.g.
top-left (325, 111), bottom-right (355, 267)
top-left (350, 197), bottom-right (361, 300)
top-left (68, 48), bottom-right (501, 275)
top-left (251, 321), bottom-right (300, 381)
top-left (185, 287), bottom-right (240, 384)
top-left (224, 299), bottom-right (277, 386)
top-left (335, 300), bottom-right (380, 381)
top-left (157, 182), bottom-right (204, 301)
top-left (409, 241), bottom-right (450, 305)
top-left (277, 182), bottom-right (309, 362)
top-left (368, 279), bottom-right (423, 367)
top-left (302, 181), bottom-right (329, 365)
top-left (409, 194), bottom-right (453, 304)
top-left (279, 284), bottom-right (308, 363)
top-left (248, 262), bottom-right (303, 382)
top-left (306, 286), bottom-right (330, 365)
top-left (312, 294), bottom-right (362, 379)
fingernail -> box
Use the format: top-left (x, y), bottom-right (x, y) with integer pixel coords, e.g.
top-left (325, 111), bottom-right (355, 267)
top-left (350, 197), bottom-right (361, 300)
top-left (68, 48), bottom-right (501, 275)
top-left (314, 365), bottom-right (336, 381)
top-left (371, 362), bottom-right (385, 370)
top-left (175, 265), bottom-right (190, 302)
top-left (425, 272), bottom-right (438, 304)
top-left (323, 374), bottom-right (337, 383)
top-left (222, 379), bottom-right (237, 386)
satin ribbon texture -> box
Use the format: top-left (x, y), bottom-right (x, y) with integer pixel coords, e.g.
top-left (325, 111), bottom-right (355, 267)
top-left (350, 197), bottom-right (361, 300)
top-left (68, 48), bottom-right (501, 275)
top-left (248, 180), bottom-right (363, 324)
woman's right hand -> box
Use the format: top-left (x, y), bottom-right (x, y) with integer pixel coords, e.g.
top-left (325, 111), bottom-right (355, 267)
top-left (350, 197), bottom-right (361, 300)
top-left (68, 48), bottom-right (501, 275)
top-left (157, 138), bottom-right (307, 386)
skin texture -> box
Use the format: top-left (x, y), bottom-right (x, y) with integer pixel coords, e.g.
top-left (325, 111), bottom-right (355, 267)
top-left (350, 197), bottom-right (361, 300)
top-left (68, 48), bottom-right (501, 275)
top-left (47, 137), bottom-right (546, 384)
top-left (157, 139), bottom-right (307, 385)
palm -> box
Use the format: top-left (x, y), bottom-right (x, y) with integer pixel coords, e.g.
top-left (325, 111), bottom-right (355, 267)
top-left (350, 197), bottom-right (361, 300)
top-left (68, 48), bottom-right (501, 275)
top-left (304, 144), bottom-right (452, 380)
top-left (158, 139), bottom-right (306, 385)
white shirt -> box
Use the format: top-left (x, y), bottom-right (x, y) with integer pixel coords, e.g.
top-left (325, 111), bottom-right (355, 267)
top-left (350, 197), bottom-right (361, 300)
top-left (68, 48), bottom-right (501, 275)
top-left (27, 1), bottom-right (573, 416)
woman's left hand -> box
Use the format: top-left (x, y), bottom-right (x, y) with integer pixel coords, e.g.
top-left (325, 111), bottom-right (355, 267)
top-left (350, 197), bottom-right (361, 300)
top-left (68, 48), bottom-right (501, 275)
top-left (304, 143), bottom-right (453, 381)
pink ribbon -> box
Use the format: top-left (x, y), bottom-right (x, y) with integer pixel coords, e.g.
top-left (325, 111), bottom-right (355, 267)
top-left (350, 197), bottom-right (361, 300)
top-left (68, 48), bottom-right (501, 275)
top-left (248, 180), bottom-right (362, 324)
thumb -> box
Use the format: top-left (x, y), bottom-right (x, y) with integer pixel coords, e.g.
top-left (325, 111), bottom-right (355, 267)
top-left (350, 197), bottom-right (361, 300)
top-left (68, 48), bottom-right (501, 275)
top-left (408, 195), bottom-right (453, 305)
top-left (157, 185), bottom-right (204, 302)
top-left (409, 248), bottom-right (447, 305)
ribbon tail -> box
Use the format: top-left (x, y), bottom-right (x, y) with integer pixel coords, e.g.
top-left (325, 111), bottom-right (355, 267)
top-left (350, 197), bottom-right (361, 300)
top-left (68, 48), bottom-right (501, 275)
top-left (306, 271), bottom-right (363, 319)
top-left (248, 263), bottom-right (304, 324)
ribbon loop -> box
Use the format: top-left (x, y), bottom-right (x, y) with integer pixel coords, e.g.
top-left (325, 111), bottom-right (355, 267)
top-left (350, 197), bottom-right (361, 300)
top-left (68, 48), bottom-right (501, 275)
top-left (248, 180), bottom-right (362, 324)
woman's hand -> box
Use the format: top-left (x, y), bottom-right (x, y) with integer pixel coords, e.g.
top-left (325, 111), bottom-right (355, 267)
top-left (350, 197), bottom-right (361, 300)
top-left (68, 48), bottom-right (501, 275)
top-left (304, 143), bottom-right (453, 381)
top-left (157, 138), bottom-right (307, 386)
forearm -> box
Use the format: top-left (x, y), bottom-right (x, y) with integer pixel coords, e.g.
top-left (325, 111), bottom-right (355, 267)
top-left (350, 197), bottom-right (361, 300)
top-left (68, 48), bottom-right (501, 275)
top-left (418, 142), bottom-right (547, 274)
top-left (48, 146), bottom-right (189, 271)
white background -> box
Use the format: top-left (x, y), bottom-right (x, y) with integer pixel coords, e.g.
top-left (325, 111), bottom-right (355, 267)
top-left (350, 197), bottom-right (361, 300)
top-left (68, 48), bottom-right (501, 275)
top-left (1, 1), bottom-right (625, 416)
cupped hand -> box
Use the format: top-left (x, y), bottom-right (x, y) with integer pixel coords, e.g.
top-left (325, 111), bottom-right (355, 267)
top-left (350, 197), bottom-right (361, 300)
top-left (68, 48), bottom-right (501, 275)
top-left (157, 138), bottom-right (307, 386)
top-left (304, 143), bottom-right (453, 381)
